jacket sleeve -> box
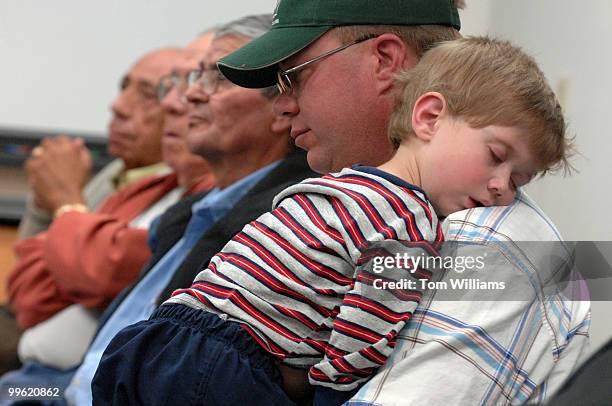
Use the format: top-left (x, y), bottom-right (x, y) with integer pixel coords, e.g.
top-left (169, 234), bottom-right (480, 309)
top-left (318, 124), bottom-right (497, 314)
top-left (8, 174), bottom-right (182, 329)
top-left (44, 211), bottom-right (150, 309)
top-left (8, 212), bottom-right (150, 329)
top-left (308, 245), bottom-right (435, 391)
top-left (9, 233), bottom-right (73, 329)
top-left (264, 176), bottom-right (441, 390)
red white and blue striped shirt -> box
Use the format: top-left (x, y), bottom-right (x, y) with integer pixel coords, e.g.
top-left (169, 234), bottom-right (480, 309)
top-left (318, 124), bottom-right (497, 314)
top-left (167, 166), bottom-right (444, 389)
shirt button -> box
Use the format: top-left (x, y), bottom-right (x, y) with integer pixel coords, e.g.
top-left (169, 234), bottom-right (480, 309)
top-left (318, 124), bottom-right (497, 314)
top-left (219, 313), bottom-right (228, 321)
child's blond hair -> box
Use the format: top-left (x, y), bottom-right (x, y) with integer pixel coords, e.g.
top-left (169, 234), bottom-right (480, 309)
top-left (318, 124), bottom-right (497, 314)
top-left (389, 36), bottom-right (572, 174)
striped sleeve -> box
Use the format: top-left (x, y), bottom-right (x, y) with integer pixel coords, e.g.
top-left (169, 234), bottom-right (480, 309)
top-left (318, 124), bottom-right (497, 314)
top-left (305, 240), bottom-right (440, 390)
top-left (276, 172), bottom-right (442, 389)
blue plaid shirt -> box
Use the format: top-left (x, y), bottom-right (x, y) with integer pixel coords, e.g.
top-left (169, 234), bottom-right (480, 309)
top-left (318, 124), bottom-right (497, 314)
top-left (348, 191), bottom-right (591, 405)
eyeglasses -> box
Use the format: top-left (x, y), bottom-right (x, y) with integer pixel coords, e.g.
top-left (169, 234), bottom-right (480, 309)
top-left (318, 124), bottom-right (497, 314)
top-left (276, 35), bottom-right (377, 95)
top-left (186, 67), bottom-right (228, 96)
top-left (156, 72), bottom-right (189, 102)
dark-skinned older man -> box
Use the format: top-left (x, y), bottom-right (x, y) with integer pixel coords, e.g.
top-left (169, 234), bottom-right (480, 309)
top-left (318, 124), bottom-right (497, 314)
top-left (18, 48), bottom-right (180, 239)
top-left (0, 47), bottom-right (182, 377)
top-left (0, 36), bottom-right (217, 404)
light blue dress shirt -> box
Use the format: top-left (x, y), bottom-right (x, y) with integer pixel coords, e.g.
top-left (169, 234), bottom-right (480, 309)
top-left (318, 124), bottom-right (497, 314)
top-left (65, 162), bottom-right (279, 405)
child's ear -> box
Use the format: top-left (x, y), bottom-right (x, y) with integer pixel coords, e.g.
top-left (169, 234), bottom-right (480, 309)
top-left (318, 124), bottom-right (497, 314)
top-left (271, 112), bottom-right (292, 135)
top-left (411, 92), bottom-right (447, 141)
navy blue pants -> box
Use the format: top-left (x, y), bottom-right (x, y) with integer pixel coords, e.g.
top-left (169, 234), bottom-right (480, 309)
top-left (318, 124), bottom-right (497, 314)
top-left (92, 304), bottom-right (295, 405)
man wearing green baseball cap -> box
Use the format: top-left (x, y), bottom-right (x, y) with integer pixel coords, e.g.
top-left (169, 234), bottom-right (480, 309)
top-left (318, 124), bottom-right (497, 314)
top-left (216, 3), bottom-right (466, 405)
top-left (218, 0), bottom-right (462, 174)
top-left (216, 1), bottom-right (591, 405)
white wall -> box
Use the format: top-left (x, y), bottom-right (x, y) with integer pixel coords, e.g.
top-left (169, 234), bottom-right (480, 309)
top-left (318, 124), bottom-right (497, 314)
top-left (458, 0), bottom-right (491, 36)
top-left (0, 0), bottom-right (276, 134)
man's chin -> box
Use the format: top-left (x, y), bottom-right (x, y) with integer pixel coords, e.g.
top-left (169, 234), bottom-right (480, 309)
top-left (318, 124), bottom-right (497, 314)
top-left (162, 156), bottom-right (180, 171)
top-left (306, 150), bottom-right (332, 175)
top-left (107, 143), bottom-right (129, 160)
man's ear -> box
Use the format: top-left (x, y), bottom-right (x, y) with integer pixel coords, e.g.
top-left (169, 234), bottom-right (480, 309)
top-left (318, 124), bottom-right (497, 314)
top-left (371, 33), bottom-right (417, 94)
top-left (411, 92), bottom-right (447, 141)
top-left (270, 113), bottom-right (292, 135)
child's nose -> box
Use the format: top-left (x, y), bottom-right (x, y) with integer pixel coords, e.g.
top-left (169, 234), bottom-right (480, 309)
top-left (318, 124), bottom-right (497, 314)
top-left (488, 174), bottom-right (516, 205)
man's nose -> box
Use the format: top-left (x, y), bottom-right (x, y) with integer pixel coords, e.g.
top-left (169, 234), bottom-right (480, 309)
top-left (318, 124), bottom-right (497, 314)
top-left (111, 88), bottom-right (132, 118)
top-left (162, 87), bottom-right (186, 114)
top-left (274, 92), bottom-right (299, 117)
top-left (185, 80), bottom-right (209, 104)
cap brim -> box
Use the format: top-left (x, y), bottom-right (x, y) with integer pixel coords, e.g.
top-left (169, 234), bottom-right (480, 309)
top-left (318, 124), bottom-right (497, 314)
top-left (218, 25), bottom-right (332, 89)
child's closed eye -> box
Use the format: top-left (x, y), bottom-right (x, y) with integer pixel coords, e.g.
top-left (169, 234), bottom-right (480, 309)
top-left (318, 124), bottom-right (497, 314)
top-left (489, 147), bottom-right (504, 164)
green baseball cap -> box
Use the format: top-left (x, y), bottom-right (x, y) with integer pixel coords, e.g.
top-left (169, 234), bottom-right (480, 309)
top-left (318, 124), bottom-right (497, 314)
top-left (218, 0), bottom-right (461, 89)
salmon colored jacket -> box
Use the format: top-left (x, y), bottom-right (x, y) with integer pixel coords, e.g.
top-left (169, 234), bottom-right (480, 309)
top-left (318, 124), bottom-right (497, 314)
top-left (9, 172), bottom-right (214, 329)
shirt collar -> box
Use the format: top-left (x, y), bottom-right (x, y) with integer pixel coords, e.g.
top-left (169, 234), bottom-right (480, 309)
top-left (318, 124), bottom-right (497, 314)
top-left (191, 160), bottom-right (281, 223)
top-left (113, 162), bottom-right (171, 189)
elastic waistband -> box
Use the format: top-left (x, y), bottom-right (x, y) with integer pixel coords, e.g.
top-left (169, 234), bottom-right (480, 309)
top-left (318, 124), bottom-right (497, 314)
top-left (151, 303), bottom-right (276, 370)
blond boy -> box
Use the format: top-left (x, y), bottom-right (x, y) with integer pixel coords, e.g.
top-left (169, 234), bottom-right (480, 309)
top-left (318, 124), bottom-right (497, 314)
top-left (382, 36), bottom-right (569, 218)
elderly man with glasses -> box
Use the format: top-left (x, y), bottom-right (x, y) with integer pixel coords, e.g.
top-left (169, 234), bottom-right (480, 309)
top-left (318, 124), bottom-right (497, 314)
top-left (0, 40), bottom-right (220, 402)
top-left (2, 44), bottom-right (218, 386)
top-left (17, 49), bottom-right (185, 241)
top-left (1, 47), bottom-right (188, 377)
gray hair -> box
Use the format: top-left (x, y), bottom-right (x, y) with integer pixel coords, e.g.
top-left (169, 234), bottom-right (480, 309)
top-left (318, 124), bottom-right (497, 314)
top-left (215, 14), bottom-right (278, 98)
top-left (214, 14), bottom-right (273, 41)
